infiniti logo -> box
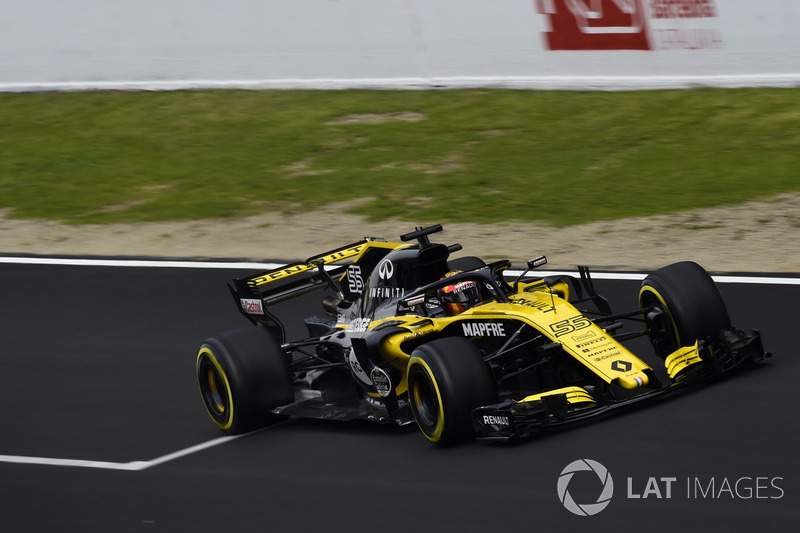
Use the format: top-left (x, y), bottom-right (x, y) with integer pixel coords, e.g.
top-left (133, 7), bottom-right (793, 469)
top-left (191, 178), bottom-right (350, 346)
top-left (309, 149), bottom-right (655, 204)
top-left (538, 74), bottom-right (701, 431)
top-left (377, 259), bottom-right (394, 280)
top-left (557, 459), bottom-right (614, 516)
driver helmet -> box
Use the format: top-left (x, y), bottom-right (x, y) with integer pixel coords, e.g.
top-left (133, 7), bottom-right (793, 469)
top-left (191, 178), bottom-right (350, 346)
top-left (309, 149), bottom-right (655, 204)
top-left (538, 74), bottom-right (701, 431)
top-left (438, 271), bottom-right (482, 316)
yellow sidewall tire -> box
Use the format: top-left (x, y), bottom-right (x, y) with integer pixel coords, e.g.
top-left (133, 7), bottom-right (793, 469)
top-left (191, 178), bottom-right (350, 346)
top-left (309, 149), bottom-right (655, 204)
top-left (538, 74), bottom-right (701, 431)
top-left (195, 327), bottom-right (293, 435)
top-left (408, 357), bottom-right (446, 443)
top-left (640, 261), bottom-right (731, 359)
top-left (639, 285), bottom-right (681, 351)
top-left (197, 346), bottom-right (236, 431)
top-left (407, 337), bottom-right (496, 447)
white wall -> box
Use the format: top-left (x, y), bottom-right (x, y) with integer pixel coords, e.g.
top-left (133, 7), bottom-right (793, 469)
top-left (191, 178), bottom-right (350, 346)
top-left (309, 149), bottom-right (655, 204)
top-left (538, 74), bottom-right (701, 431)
top-left (1, 0), bottom-right (798, 91)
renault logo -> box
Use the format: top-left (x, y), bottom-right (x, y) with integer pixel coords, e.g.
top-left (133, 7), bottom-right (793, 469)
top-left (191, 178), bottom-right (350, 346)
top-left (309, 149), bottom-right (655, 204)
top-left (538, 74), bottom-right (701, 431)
top-left (611, 360), bottom-right (632, 372)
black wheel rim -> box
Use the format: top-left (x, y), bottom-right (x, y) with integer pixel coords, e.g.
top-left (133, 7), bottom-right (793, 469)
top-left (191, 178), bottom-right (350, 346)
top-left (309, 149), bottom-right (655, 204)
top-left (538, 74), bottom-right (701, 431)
top-left (411, 371), bottom-right (439, 429)
top-left (199, 358), bottom-right (229, 422)
top-left (641, 292), bottom-right (678, 357)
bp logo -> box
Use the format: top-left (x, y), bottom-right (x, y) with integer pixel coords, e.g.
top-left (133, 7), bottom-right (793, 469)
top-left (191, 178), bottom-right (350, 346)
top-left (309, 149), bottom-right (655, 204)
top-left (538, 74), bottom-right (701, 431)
top-left (557, 459), bottom-right (614, 516)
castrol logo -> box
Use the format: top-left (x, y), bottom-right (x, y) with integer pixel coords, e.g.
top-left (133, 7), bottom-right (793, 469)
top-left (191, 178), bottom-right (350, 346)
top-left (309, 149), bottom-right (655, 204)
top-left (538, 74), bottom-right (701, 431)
top-left (240, 298), bottom-right (264, 315)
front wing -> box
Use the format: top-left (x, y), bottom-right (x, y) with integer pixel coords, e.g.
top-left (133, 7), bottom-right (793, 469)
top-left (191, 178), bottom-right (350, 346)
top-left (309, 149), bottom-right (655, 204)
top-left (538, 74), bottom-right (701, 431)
top-left (472, 327), bottom-right (769, 441)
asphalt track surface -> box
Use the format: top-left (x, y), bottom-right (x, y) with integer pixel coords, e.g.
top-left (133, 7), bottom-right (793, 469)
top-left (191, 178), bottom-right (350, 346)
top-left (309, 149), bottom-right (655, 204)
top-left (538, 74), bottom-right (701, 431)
top-left (1, 261), bottom-right (798, 532)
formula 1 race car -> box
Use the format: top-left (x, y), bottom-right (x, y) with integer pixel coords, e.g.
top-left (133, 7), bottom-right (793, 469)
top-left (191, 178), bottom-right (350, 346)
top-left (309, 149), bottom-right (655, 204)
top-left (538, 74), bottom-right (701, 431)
top-left (196, 225), bottom-right (769, 445)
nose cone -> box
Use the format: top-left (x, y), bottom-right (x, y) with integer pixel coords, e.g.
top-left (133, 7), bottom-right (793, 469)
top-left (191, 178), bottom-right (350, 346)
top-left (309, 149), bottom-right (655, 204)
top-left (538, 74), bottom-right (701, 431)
top-left (615, 372), bottom-right (650, 390)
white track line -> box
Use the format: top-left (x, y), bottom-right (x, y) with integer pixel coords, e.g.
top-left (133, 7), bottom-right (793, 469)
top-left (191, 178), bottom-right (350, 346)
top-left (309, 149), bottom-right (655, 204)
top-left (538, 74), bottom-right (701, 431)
top-left (0, 256), bottom-right (274, 269)
top-left (0, 256), bottom-right (798, 285)
top-left (521, 270), bottom-right (800, 285)
top-left (0, 435), bottom-right (242, 471)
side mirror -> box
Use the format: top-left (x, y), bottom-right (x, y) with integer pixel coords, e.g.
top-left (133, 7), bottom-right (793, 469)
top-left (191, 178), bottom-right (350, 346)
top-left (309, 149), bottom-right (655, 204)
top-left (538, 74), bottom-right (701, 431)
top-left (527, 255), bottom-right (547, 269)
top-left (512, 255), bottom-right (548, 290)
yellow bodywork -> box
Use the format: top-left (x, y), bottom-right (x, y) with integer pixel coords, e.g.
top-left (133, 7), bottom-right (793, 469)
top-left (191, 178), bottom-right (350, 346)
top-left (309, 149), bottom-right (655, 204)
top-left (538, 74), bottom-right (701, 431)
top-left (664, 342), bottom-right (702, 380)
top-left (379, 316), bottom-right (455, 396)
top-left (520, 386), bottom-right (597, 406)
top-left (375, 282), bottom-right (655, 396)
top-left (248, 240), bottom-right (407, 287)
top-left (504, 288), bottom-right (652, 390)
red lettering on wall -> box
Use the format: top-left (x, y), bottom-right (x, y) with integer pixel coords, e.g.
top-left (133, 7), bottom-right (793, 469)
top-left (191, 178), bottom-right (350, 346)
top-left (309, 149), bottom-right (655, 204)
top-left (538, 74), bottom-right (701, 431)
top-left (537, 0), bottom-right (652, 50)
top-left (649, 0), bottom-right (717, 19)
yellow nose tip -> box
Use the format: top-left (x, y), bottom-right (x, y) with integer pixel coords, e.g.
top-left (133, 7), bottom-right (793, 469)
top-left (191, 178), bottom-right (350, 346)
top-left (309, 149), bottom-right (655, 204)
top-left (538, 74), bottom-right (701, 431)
top-left (616, 373), bottom-right (649, 390)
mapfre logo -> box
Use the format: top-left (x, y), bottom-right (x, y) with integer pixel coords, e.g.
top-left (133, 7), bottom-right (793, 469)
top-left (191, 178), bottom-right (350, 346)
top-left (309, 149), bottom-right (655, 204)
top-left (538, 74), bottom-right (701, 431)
top-left (536, 0), bottom-right (723, 51)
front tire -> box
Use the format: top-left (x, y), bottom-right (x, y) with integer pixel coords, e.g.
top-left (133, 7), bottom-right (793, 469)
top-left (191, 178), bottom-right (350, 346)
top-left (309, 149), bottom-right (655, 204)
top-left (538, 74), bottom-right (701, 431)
top-left (639, 261), bottom-right (730, 358)
top-left (196, 327), bottom-right (293, 434)
top-left (407, 337), bottom-right (496, 446)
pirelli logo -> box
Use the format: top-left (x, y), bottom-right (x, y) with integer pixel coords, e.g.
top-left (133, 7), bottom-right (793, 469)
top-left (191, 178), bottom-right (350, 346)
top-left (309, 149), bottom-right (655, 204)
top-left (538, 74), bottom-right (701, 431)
top-left (250, 245), bottom-right (365, 286)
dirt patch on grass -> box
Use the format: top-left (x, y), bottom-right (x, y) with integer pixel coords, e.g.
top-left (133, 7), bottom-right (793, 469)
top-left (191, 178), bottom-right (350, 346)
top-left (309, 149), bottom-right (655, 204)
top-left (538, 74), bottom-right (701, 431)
top-left (325, 112), bottom-right (427, 125)
top-left (282, 158), bottom-right (333, 178)
top-left (1, 193), bottom-right (798, 273)
top-left (374, 154), bottom-right (465, 175)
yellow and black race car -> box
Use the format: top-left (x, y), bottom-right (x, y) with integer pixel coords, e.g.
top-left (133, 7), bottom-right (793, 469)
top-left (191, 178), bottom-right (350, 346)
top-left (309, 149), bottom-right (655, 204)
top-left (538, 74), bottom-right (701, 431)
top-left (196, 225), bottom-right (769, 445)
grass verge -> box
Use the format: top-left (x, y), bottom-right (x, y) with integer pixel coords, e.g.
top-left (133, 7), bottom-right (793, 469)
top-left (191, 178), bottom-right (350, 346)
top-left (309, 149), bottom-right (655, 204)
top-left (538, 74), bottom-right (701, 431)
top-left (0, 88), bottom-right (798, 226)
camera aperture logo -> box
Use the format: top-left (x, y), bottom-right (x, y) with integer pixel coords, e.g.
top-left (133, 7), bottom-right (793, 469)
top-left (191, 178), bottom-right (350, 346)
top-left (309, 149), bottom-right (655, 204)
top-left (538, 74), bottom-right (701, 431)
top-left (558, 459), bottom-right (786, 516)
top-left (557, 459), bottom-right (614, 516)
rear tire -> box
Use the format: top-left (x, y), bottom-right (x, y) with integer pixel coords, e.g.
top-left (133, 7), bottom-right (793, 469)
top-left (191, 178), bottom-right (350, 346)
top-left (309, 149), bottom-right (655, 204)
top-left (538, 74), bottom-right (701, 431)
top-left (639, 261), bottom-right (730, 359)
top-left (407, 337), bottom-right (496, 446)
top-left (196, 327), bottom-right (293, 434)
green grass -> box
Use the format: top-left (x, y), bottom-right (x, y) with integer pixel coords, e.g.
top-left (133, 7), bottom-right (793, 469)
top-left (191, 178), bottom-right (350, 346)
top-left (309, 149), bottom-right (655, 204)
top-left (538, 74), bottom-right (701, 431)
top-left (0, 88), bottom-right (798, 226)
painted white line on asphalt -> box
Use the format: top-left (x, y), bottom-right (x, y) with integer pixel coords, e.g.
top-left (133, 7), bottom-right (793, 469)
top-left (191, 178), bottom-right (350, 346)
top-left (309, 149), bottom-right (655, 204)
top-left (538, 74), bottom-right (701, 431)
top-left (4, 256), bottom-right (797, 284)
top-left (0, 435), bottom-right (241, 471)
top-left (708, 275), bottom-right (800, 285)
top-left (0, 455), bottom-right (145, 471)
top-left (520, 270), bottom-right (800, 285)
top-left (0, 256), bottom-right (275, 269)
top-left (141, 435), bottom-right (244, 469)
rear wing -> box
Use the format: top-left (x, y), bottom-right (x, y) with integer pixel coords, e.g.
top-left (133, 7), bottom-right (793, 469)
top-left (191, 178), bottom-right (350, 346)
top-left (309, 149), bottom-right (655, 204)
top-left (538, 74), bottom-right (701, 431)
top-left (228, 239), bottom-right (404, 337)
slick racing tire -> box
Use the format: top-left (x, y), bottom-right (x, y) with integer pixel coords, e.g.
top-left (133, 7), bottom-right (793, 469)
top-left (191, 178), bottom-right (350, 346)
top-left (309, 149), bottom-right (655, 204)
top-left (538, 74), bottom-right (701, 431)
top-left (639, 261), bottom-right (731, 359)
top-left (407, 337), bottom-right (496, 446)
top-left (196, 327), bottom-right (293, 434)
